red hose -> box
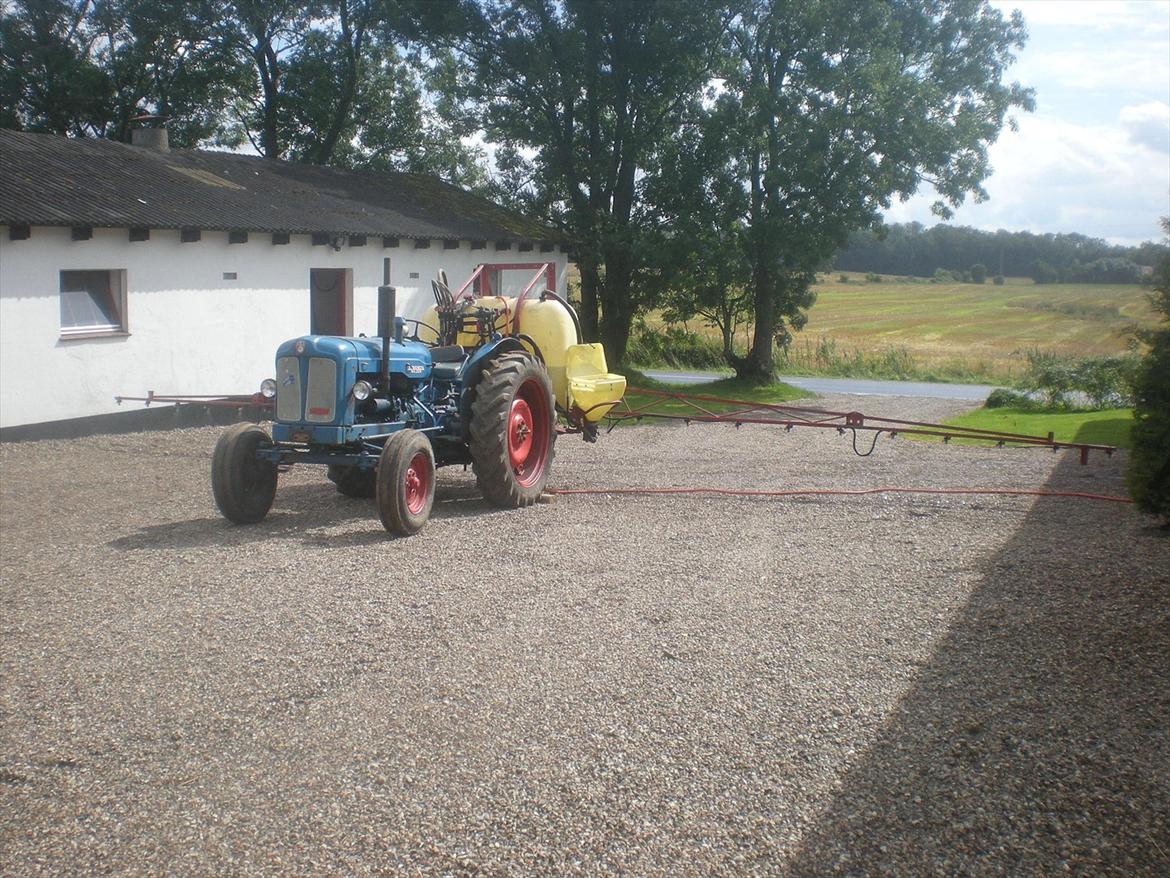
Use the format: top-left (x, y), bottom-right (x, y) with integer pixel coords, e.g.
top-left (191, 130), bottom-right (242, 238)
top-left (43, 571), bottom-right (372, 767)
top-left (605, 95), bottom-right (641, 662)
top-left (549, 486), bottom-right (1132, 504)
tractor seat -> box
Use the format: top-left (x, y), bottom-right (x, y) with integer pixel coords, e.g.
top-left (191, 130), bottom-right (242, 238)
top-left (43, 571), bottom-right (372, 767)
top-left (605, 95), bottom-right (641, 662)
top-left (430, 344), bottom-right (465, 362)
top-left (429, 345), bottom-right (467, 381)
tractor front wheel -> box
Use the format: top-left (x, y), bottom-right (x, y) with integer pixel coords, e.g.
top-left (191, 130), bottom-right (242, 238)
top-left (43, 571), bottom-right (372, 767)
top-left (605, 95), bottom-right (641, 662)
top-left (469, 352), bottom-right (555, 507)
top-left (376, 429), bottom-right (435, 535)
top-left (211, 423), bottom-right (278, 524)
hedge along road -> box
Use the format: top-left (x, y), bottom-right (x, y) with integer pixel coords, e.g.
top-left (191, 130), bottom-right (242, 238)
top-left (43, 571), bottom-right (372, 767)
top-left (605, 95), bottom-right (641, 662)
top-left (643, 369), bottom-right (997, 400)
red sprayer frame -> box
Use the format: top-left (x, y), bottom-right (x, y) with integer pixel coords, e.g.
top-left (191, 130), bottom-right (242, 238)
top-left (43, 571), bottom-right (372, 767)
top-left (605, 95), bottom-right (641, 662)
top-left (606, 387), bottom-right (1115, 465)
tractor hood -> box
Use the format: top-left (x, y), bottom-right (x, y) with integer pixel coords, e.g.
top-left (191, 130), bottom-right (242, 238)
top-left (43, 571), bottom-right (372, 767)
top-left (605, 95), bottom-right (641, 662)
top-left (274, 335), bottom-right (432, 378)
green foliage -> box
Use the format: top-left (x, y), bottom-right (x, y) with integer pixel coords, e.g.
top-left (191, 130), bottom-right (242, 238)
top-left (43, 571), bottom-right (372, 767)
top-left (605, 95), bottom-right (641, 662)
top-left (865, 273), bottom-right (883, 283)
top-left (970, 263), bottom-right (988, 284)
top-left (1030, 259), bottom-right (1061, 285)
top-left (625, 324), bottom-right (727, 371)
top-left (835, 221), bottom-right (1166, 281)
top-left (993, 275), bottom-right (1006, 285)
top-left (1015, 350), bottom-right (1139, 410)
top-left (1127, 220), bottom-right (1170, 518)
top-left (1, 0), bottom-right (249, 146)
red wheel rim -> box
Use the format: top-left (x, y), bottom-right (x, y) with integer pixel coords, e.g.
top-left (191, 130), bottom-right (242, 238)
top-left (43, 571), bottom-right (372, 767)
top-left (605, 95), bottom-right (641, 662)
top-left (508, 377), bottom-right (550, 487)
top-left (404, 450), bottom-right (431, 515)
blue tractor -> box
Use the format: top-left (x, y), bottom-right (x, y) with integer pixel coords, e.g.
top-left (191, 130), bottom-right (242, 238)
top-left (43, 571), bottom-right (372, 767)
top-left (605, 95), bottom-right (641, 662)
top-left (211, 260), bottom-right (625, 535)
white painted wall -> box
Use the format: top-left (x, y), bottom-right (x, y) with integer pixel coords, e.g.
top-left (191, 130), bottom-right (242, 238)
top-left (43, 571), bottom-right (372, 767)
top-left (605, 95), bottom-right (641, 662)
top-left (0, 225), bottom-right (568, 429)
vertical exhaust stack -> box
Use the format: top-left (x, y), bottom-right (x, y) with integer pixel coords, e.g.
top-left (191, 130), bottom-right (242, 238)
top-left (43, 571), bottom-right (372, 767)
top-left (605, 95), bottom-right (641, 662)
top-left (377, 257), bottom-right (396, 388)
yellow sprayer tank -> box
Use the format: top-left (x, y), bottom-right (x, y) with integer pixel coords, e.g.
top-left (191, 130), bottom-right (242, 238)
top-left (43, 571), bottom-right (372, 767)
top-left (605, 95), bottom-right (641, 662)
top-left (418, 293), bottom-right (626, 422)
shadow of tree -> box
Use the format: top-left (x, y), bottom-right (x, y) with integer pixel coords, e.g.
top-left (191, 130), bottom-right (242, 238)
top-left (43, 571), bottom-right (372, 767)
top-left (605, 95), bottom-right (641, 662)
top-left (1073, 418), bottom-right (1134, 448)
top-left (785, 454), bottom-right (1170, 876)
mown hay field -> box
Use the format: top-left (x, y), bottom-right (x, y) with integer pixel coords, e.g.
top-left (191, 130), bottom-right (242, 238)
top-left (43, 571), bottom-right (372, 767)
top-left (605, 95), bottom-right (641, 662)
top-left (628, 273), bottom-right (1160, 382)
top-left (795, 274), bottom-right (1158, 379)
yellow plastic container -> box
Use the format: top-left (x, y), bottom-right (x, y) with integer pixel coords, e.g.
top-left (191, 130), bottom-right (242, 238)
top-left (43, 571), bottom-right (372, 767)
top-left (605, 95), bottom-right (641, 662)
top-left (516, 297), bottom-right (576, 406)
top-left (565, 343), bottom-right (626, 422)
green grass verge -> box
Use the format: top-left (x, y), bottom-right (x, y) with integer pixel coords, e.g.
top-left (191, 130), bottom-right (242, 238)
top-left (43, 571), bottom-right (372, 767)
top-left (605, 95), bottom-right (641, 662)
top-left (615, 368), bottom-right (809, 422)
top-left (932, 406), bottom-right (1134, 449)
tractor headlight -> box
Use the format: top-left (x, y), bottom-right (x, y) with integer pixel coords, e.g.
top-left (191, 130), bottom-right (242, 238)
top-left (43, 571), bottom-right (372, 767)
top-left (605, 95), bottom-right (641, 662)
top-left (352, 380), bottom-right (373, 401)
top-left (260, 378), bottom-right (277, 399)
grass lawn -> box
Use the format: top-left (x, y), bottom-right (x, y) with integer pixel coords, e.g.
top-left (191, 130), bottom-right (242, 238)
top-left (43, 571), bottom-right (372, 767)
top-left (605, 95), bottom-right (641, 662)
top-left (615, 369), bottom-right (808, 421)
top-left (933, 406), bottom-right (1135, 449)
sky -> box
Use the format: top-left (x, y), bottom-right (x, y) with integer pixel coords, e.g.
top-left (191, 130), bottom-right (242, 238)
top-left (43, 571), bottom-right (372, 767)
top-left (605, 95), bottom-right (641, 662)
top-left (883, 0), bottom-right (1170, 246)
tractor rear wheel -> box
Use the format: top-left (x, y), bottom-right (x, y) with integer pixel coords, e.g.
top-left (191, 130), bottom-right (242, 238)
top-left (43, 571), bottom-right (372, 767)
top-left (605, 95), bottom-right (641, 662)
top-left (376, 429), bottom-right (435, 535)
top-left (211, 423), bottom-right (278, 524)
top-left (469, 352), bottom-right (555, 507)
top-left (327, 464), bottom-right (376, 498)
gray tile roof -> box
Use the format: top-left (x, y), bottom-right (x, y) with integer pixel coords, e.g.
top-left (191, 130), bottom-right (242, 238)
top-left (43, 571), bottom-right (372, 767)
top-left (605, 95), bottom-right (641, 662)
top-left (0, 129), bottom-right (562, 243)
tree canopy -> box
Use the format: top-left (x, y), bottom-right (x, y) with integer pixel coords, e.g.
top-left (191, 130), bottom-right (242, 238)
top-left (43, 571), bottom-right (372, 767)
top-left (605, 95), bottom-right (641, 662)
top-left (2, 0), bottom-right (1042, 374)
top-left (836, 221), bottom-right (1165, 282)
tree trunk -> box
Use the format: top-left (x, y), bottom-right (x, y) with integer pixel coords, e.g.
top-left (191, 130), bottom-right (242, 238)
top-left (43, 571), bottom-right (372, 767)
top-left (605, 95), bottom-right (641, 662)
top-left (743, 261), bottom-right (777, 382)
top-left (577, 257), bottom-right (602, 343)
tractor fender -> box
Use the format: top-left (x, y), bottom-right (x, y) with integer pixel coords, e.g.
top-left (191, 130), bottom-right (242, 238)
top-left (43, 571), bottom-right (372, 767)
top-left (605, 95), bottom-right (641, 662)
top-left (458, 336), bottom-right (544, 440)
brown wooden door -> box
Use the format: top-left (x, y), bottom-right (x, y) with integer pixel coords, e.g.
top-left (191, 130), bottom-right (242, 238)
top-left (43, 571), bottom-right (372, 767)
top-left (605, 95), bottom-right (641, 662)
top-left (310, 268), bottom-right (351, 335)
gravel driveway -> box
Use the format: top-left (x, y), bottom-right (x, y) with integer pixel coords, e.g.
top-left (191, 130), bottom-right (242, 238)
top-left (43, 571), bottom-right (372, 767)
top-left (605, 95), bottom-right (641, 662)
top-left (2, 395), bottom-right (1168, 876)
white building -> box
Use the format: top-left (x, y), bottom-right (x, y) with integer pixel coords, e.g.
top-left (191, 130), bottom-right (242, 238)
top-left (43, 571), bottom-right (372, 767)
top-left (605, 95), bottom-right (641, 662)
top-left (0, 129), bottom-right (571, 439)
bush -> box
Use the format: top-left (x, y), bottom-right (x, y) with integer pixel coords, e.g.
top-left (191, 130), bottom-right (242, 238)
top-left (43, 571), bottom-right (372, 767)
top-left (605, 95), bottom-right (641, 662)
top-left (625, 323), bottom-right (726, 370)
top-left (970, 263), bottom-right (987, 284)
top-left (985, 388), bottom-right (1036, 409)
top-left (839, 274), bottom-right (849, 283)
top-left (1127, 232), bottom-right (1170, 518)
top-left (1015, 349), bottom-right (1138, 409)
top-left (865, 272), bottom-right (883, 283)
top-left (993, 275), bottom-right (1005, 285)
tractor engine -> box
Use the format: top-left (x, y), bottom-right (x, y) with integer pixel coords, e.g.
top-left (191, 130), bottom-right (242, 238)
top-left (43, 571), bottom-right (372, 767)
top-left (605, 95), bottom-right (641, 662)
top-left (267, 335), bottom-right (449, 446)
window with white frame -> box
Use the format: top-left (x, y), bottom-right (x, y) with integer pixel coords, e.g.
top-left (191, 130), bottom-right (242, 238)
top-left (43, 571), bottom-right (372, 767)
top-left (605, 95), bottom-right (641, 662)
top-left (60, 270), bottom-right (127, 336)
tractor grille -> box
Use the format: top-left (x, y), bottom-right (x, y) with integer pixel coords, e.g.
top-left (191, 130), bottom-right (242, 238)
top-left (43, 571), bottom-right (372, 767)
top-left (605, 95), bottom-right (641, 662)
top-left (275, 356), bottom-right (301, 421)
top-left (304, 358), bottom-right (338, 423)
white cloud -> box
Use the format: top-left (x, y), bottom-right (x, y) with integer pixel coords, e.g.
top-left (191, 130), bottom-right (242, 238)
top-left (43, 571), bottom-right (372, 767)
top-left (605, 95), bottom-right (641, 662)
top-left (991, 0), bottom-right (1170, 32)
top-left (886, 1), bottom-right (1170, 244)
top-left (885, 109), bottom-right (1170, 244)
top-left (1120, 100), bottom-right (1170, 152)
top-left (1013, 41), bottom-right (1170, 95)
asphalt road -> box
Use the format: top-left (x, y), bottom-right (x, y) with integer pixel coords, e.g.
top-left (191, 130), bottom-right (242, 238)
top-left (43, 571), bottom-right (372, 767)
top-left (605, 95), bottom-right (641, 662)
top-left (644, 370), bottom-right (997, 401)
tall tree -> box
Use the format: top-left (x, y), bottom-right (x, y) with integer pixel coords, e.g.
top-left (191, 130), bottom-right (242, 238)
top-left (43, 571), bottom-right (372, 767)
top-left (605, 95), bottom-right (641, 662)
top-left (423, 0), bottom-right (729, 363)
top-left (1127, 217), bottom-right (1170, 520)
top-left (1, 0), bottom-right (248, 147)
top-left (663, 0), bottom-right (1033, 379)
top-left (1, 0), bottom-right (111, 135)
top-left (227, 0), bottom-right (319, 158)
top-left (89, 0), bottom-right (248, 146)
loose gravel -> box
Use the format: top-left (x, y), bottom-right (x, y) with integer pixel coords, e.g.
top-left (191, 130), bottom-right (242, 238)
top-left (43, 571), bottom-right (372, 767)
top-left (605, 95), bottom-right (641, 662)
top-left (1, 394), bottom-right (1167, 876)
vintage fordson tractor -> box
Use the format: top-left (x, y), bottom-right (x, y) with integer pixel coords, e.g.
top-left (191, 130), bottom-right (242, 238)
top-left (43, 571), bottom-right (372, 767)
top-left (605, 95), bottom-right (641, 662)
top-left (211, 260), bottom-right (625, 535)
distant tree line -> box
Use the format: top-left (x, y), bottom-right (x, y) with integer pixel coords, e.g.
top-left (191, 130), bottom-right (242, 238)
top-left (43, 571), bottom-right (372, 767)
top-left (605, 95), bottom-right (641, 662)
top-left (1, 0), bottom-right (1034, 379)
top-left (834, 222), bottom-right (1167, 285)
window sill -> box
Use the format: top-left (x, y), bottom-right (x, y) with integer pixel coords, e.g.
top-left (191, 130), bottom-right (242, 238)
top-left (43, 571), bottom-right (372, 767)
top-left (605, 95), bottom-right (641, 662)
top-left (59, 329), bottom-right (131, 342)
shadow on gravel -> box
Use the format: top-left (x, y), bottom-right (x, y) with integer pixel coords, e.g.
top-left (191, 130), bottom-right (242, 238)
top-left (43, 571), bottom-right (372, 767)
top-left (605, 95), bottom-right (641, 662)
top-left (108, 482), bottom-right (505, 551)
top-left (785, 453), bottom-right (1170, 876)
